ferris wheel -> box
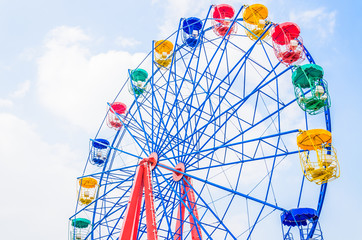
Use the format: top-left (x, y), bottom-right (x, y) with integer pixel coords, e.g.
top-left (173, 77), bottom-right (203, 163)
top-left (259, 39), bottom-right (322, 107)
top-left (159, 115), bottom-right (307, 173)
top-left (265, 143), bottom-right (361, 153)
top-left (69, 3), bottom-right (339, 240)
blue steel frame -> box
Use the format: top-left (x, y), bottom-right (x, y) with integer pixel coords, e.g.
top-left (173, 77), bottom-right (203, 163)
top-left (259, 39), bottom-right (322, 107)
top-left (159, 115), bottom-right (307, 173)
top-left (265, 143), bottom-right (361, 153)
top-left (70, 4), bottom-right (330, 240)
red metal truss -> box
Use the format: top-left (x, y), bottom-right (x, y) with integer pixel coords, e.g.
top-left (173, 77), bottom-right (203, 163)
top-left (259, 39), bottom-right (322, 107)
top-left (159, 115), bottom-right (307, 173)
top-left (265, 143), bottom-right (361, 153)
top-left (119, 154), bottom-right (201, 240)
top-left (119, 158), bottom-right (158, 240)
top-left (174, 176), bottom-right (202, 240)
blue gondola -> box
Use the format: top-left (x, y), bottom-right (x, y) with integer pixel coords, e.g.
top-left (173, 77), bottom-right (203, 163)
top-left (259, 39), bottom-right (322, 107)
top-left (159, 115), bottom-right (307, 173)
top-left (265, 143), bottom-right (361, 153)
top-left (281, 208), bottom-right (324, 240)
top-left (281, 208), bottom-right (318, 227)
top-left (182, 17), bottom-right (203, 48)
top-left (90, 138), bottom-right (110, 166)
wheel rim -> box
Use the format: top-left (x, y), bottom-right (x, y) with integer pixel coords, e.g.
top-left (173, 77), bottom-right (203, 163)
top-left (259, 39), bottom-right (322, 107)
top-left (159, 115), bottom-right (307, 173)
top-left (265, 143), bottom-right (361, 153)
top-left (71, 5), bottom-right (330, 240)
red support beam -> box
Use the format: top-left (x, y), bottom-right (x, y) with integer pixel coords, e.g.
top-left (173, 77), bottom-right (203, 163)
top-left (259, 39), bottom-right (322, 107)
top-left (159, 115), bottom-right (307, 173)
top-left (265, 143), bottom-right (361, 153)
top-left (119, 158), bottom-right (158, 240)
top-left (174, 184), bottom-right (186, 240)
top-left (143, 161), bottom-right (158, 240)
top-left (119, 155), bottom-right (201, 240)
top-left (174, 176), bottom-right (202, 240)
top-left (184, 176), bottom-right (202, 240)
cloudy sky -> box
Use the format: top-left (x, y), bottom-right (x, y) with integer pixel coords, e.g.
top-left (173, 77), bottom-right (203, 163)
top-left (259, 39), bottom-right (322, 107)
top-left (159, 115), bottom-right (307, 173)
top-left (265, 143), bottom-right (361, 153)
top-left (0, 0), bottom-right (361, 239)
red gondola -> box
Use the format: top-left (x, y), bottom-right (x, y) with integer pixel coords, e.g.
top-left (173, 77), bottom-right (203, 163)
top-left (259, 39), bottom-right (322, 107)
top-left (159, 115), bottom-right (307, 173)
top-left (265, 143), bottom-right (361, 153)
top-left (107, 102), bottom-right (127, 129)
top-left (212, 4), bottom-right (237, 37)
top-left (271, 22), bottom-right (305, 65)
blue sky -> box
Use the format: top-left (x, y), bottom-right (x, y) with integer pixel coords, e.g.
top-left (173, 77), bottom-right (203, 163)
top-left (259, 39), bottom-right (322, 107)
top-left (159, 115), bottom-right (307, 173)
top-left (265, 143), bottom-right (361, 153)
top-left (0, 0), bottom-right (361, 239)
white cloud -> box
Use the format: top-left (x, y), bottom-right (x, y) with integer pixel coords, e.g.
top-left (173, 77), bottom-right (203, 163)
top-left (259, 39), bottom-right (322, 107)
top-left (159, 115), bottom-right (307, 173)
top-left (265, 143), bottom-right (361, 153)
top-left (0, 113), bottom-right (80, 240)
top-left (10, 80), bottom-right (31, 98)
top-left (45, 25), bottom-right (90, 47)
top-left (115, 36), bottom-right (141, 48)
top-left (290, 8), bottom-right (337, 40)
top-left (37, 26), bottom-right (147, 133)
top-left (0, 98), bottom-right (13, 107)
top-left (19, 47), bottom-right (38, 61)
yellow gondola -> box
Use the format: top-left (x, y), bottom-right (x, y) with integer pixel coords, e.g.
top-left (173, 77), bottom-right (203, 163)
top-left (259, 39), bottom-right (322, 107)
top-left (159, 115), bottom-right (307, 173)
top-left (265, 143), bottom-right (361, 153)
top-left (297, 129), bottom-right (340, 185)
top-left (243, 4), bottom-right (270, 41)
top-left (78, 177), bottom-right (99, 205)
top-left (154, 40), bottom-right (174, 69)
